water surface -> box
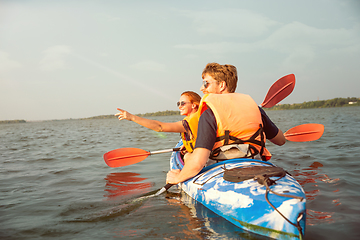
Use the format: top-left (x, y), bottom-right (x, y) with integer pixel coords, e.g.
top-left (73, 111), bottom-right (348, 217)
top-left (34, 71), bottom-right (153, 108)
top-left (1, 107), bottom-right (360, 239)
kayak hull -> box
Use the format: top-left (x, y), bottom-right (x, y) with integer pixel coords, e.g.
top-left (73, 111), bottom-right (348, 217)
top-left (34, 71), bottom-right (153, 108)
top-left (170, 141), bottom-right (306, 239)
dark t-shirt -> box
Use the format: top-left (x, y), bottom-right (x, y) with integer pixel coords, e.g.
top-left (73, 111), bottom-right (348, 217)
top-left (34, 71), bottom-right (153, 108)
top-left (194, 106), bottom-right (279, 151)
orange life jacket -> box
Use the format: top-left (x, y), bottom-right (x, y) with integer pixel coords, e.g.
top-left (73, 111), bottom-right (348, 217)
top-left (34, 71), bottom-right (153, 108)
top-left (182, 93), bottom-right (271, 160)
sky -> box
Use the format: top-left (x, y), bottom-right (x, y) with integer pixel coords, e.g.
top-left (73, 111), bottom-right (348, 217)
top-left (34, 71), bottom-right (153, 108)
top-left (1, 0), bottom-right (359, 121)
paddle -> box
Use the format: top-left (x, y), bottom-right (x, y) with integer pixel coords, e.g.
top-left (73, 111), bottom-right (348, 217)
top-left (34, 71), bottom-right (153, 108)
top-left (261, 74), bottom-right (295, 108)
top-left (104, 147), bottom-right (181, 168)
top-left (104, 123), bottom-right (324, 203)
top-left (104, 123), bottom-right (324, 168)
top-left (284, 123), bottom-right (324, 142)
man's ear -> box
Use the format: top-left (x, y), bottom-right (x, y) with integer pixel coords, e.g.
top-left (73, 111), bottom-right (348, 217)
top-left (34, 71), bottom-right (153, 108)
top-left (219, 81), bottom-right (227, 93)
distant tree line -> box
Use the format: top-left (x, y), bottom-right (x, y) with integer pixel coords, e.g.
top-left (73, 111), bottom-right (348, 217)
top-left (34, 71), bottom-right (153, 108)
top-left (81, 110), bottom-right (180, 120)
top-left (270, 97), bottom-right (360, 110)
top-left (3, 97), bottom-right (358, 123)
top-left (137, 110), bottom-right (180, 117)
top-left (79, 115), bottom-right (116, 120)
top-left (0, 120), bottom-right (26, 124)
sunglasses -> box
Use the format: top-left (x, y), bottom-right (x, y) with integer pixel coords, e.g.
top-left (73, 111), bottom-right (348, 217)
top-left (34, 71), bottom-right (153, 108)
top-left (202, 80), bottom-right (210, 88)
top-left (202, 80), bottom-right (217, 89)
top-left (177, 101), bottom-right (190, 107)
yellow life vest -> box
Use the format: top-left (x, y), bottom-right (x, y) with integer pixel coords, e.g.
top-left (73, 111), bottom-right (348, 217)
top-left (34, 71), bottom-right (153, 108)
top-left (180, 111), bottom-right (200, 153)
top-left (182, 93), bottom-right (271, 160)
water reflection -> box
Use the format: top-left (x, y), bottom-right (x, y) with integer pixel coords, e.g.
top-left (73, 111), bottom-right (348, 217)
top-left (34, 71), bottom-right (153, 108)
top-left (291, 161), bottom-right (340, 226)
top-left (165, 188), bottom-right (270, 240)
top-left (165, 192), bottom-right (211, 239)
top-left (104, 172), bottom-right (152, 200)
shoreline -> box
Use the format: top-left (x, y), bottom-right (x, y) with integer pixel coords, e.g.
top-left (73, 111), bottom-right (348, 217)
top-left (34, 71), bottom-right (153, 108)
top-left (2, 98), bottom-right (359, 124)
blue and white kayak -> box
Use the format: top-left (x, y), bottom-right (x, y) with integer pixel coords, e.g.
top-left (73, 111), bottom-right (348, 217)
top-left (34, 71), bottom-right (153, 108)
top-left (170, 141), bottom-right (306, 239)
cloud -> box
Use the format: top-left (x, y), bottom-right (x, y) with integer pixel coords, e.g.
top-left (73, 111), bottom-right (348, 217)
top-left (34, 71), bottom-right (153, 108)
top-left (262, 21), bottom-right (357, 52)
top-left (130, 60), bottom-right (166, 72)
top-left (70, 53), bottom-right (173, 101)
top-left (39, 45), bottom-right (71, 71)
top-left (174, 42), bottom-right (234, 53)
top-left (0, 51), bottom-right (22, 73)
top-left (185, 8), bottom-right (279, 38)
top-left (281, 47), bottom-right (315, 70)
top-left (261, 21), bottom-right (360, 69)
top-left (176, 21), bottom-right (359, 53)
top-left (175, 20), bottom-right (360, 70)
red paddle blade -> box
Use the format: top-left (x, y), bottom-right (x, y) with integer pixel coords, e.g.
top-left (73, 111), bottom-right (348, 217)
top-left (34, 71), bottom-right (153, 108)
top-left (103, 148), bottom-right (150, 168)
top-left (261, 74), bottom-right (295, 108)
top-left (285, 123), bottom-right (324, 142)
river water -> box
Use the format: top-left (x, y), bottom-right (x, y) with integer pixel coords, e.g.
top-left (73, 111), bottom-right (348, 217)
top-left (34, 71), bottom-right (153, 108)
top-left (1, 107), bottom-right (360, 240)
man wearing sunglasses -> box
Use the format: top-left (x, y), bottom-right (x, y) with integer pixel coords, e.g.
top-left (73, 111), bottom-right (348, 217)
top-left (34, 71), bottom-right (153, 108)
top-left (167, 63), bottom-right (286, 185)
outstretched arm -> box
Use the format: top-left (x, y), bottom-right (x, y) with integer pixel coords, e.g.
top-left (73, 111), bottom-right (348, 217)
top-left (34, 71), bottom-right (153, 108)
top-left (115, 108), bottom-right (185, 133)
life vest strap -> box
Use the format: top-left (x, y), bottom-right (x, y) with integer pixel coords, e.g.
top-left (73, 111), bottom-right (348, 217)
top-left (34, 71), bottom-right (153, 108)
top-left (181, 119), bottom-right (196, 152)
top-left (214, 124), bottom-right (267, 161)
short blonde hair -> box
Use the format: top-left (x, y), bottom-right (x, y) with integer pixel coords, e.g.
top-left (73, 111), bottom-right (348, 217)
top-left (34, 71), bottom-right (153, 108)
top-left (201, 63), bottom-right (238, 93)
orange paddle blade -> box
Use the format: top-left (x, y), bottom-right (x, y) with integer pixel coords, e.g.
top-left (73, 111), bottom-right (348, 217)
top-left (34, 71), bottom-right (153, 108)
top-left (285, 123), bottom-right (324, 142)
top-left (103, 148), bottom-right (150, 168)
top-left (261, 74), bottom-right (295, 108)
